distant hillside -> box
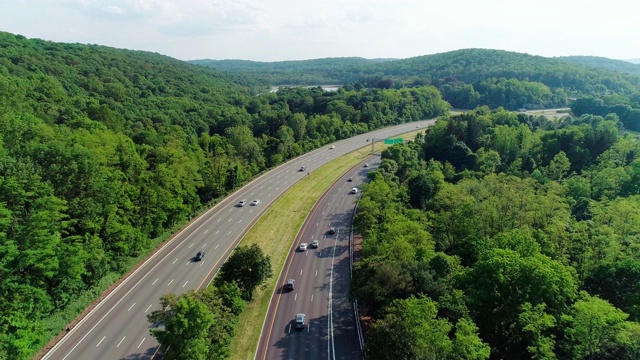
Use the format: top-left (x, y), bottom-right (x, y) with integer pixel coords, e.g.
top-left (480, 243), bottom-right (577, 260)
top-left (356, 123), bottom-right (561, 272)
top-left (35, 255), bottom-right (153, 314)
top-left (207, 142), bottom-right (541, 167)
top-left (627, 58), bottom-right (640, 64)
top-left (194, 49), bottom-right (640, 110)
top-left (189, 57), bottom-right (395, 85)
top-left (558, 55), bottom-right (640, 77)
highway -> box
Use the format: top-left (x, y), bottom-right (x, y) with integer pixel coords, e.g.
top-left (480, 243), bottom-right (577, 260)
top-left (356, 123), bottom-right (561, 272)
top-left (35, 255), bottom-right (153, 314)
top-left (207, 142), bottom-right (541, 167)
top-left (41, 120), bottom-right (434, 360)
top-left (255, 156), bottom-right (377, 360)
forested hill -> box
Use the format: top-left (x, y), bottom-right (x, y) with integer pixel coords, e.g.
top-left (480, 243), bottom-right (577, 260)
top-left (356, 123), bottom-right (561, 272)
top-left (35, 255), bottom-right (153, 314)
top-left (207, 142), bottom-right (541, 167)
top-left (558, 55), bottom-right (640, 78)
top-left (189, 57), bottom-right (395, 85)
top-left (0, 31), bottom-right (450, 359)
top-left (193, 48), bottom-right (640, 110)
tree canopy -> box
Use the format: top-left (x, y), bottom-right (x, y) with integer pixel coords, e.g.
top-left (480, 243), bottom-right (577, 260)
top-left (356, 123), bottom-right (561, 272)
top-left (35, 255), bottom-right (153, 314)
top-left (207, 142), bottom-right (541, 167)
top-left (352, 108), bottom-right (640, 359)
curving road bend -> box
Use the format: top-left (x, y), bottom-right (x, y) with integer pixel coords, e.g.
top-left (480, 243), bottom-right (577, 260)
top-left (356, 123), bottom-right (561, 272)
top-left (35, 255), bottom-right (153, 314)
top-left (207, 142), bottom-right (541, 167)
top-left (41, 120), bottom-right (433, 360)
top-left (255, 156), bottom-right (377, 360)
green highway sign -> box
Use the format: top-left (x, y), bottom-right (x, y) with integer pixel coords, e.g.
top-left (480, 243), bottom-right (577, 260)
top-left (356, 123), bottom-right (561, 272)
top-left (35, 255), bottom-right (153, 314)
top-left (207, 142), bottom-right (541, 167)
top-left (384, 138), bottom-right (403, 144)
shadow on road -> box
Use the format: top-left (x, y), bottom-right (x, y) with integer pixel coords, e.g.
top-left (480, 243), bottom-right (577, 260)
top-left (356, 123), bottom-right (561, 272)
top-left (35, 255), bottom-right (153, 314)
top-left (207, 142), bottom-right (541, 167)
top-left (120, 345), bottom-right (157, 360)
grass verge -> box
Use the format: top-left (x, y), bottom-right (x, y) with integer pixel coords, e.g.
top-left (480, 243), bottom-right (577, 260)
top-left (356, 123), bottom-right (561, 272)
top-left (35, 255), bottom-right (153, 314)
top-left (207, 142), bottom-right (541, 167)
top-left (227, 130), bottom-right (423, 360)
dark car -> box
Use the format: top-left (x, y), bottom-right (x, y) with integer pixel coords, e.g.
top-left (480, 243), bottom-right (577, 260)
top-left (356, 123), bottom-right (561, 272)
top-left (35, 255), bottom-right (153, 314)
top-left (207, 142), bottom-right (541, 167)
top-left (347, 177), bottom-right (353, 182)
top-left (328, 227), bottom-right (336, 235)
top-left (299, 166), bottom-right (306, 172)
top-left (195, 251), bottom-right (205, 261)
top-left (285, 279), bottom-right (295, 291)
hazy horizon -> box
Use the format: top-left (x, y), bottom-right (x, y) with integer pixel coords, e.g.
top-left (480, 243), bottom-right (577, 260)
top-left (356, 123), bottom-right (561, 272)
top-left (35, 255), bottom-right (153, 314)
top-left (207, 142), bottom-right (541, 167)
top-left (1, 1), bottom-right (638, 63)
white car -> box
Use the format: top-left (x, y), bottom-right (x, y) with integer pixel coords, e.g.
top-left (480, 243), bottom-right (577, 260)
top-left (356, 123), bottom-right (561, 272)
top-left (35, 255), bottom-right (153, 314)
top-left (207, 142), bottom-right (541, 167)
top-left (330, 145), bottom-right (336, 149)
top-left (238, 199), bottom-right (247, 207)
top-left (311, 240), bottom-right (319, 248)
top-left (363, 163), bottom-right (369, 167)
top-left (351, 187), bottom-right (358, 194)
top-left (250, 199), bottom-right (260, 206)
top-left (299, 243), bottom-right (308, 251)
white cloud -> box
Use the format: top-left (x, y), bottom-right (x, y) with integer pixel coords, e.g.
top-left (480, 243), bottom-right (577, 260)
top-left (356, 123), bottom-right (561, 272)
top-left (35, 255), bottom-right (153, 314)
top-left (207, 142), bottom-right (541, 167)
top-left (0, 0), bottom-right (638, 61)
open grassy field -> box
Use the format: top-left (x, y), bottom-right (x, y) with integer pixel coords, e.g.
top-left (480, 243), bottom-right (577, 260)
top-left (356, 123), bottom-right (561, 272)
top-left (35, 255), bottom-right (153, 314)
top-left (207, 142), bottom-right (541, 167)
top-left (227, 129), bottom-right (423, 360)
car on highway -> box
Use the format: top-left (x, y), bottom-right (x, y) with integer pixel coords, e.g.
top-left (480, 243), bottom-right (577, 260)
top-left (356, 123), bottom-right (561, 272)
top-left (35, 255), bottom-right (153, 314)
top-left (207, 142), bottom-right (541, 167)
top-left (299, 243), bottom-right (308, 251)
top-left (347, 177), bottom-right (353, 182)
top-left (250, 199), bottom-right (261, 206)
top-left (351, 187), bottom-right (358, 194)
top-left (195, 251), bottom-right (205, 261)
top-left (295, 313), bottom-right (306, 329)
top-left (328, 227), bottom-right (336, 235)
top-left (311, 240), bottom-right (319, 248)
top-left (363, 163), bottom-right (369, 167)
top-left (285, 279), bottom-right (295, 291)
top-left (330, 145), bottom-right (335, 149)
top-left (238, 199), bottom-right (247, 207)
top-left (299, 166), bottom-right (306, 171)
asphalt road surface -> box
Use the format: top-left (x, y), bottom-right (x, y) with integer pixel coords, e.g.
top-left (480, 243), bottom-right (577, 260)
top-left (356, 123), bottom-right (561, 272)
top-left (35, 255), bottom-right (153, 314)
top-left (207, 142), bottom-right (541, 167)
top-left (255, 156), bottom-right (377, 360)
top-left (41, 120), bottom-right (434, 360)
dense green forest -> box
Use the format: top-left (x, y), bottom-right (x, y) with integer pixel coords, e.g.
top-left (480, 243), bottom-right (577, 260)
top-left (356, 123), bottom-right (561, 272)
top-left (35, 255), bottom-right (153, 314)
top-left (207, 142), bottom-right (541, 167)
top-left (192, 49), bottom-right (640, 111)
top-left (571, 96), bottom-right (640, 131)
top-left (352, 107), bottom-right (640, 359)
top-left (558, 56), bottom-right (640, 78)
top-left (0, 31), bottom-right (449, 359)
top-left (189, 57), bottom-right (394, 85)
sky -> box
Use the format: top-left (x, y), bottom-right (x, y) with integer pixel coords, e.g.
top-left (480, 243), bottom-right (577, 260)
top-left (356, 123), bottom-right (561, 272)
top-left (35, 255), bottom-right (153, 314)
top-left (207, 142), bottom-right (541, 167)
top-left (1, 0), bottom-right (639, 62)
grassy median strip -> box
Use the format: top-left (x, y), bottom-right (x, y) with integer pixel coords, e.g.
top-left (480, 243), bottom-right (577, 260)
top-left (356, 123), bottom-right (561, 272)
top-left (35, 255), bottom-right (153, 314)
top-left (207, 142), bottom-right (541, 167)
top-left (227, 130), bottom-right (423, 360)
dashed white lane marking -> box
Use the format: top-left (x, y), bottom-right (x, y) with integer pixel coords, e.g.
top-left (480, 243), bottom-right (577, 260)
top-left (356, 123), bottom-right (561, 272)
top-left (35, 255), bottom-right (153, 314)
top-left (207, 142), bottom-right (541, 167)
top-left (204, 230), bottom-right (208, 234)
top-left (128, 303), bottom-right (135, 311)
top-left (217, 218), bottom-right (221, 222)
top-left (322, 211), bottom-right (325, 215)
top-left (202, 243), bottom-right (206, 248)
top-left (117, 336), bottom-right (126, 348)
top-left (200, 261), bottom-right (205, 267)
top-left (300, 269), bottom-right (304, 275)
top-left (315, 270), bottom-right (318, 276)
top-left (152, 278), bottom-right (158, 285)
top-left (167, 279), bottom-right (174, 286)
top-left (295, 293), bottom-right (298, 301)
top-left (268, 193), bottom-right (272, 197)
top-left (172, 258), bottom-right (178, 264)
top-left (239, 219), bottom-right (242, 223)
top-left (96, 336), bottom-right (105, 347)
top-left (216, 230), bottom-right (220, 234)
top-left (228, 231), bottom-right (232, 235)
top-left (145, 304), bottom-right (152, 313)
top-left (215, 244), bottom-right (220, 249)
top-left (137, 338), bottom-right (145, 349)
top-left (183, 281), bottom-right (188, 288)
top-left (311, 294), bottom-right (314, 302)
top-left (249, 209), bottom-right (253, 213)
top-left (228, 218), bottom-right (232, 222)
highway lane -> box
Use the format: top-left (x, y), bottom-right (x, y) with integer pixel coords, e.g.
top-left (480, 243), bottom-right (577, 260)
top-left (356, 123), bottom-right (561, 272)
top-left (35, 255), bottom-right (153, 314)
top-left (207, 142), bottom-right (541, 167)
top-left (41, 120), bottom-right (433, 360)
top-left (256, 156), bottom-right (378, 360)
